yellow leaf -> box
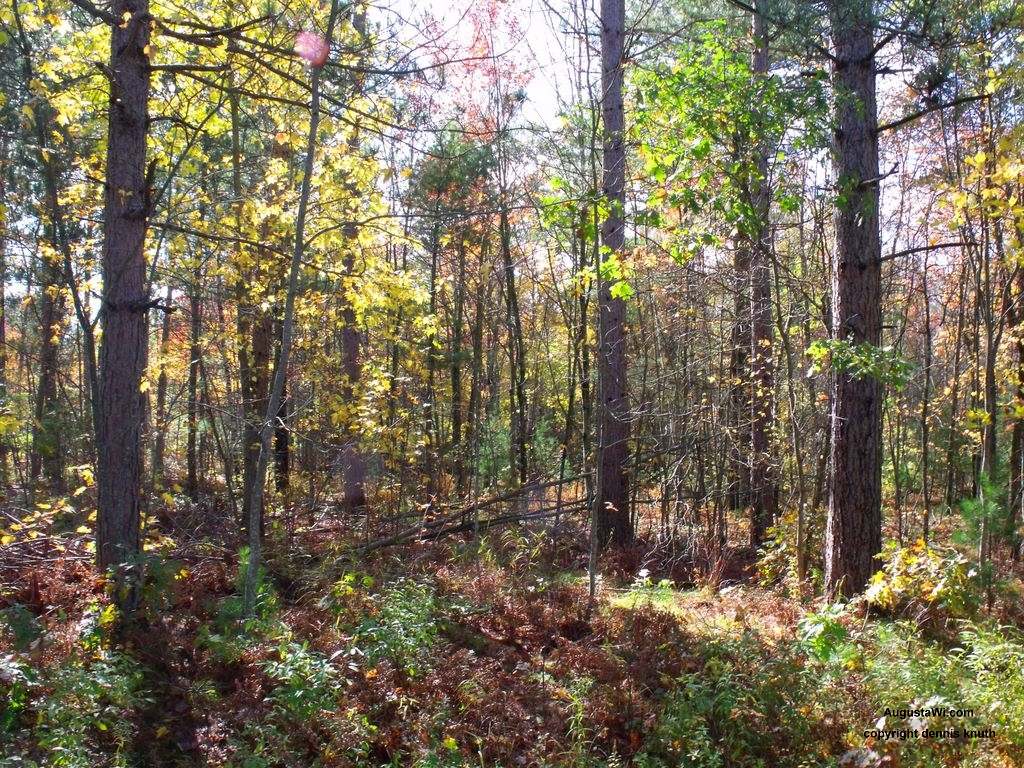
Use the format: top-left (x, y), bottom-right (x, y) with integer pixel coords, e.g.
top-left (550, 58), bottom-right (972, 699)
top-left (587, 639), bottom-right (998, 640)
top-left (76, 525), bottom-right (90, 534)
top-left (99, 604), bottom-right (117, 627)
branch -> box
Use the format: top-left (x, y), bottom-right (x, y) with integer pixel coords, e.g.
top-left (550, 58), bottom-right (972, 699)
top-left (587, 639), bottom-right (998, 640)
top-left (722, 0), bottom-right (836, 62)
top-left (149, 63), bottom-right (227, 74)
top-left (879, 241), bottom-right (973, 263)
top-left (66, 0), bottom-right (116, 25)
top-left (877, 94), bottom-right (987, 135)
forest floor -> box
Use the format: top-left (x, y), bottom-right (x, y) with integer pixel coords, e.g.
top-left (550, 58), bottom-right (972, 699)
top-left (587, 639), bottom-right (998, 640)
top-left (2, 493), bottom-right (1024, 767)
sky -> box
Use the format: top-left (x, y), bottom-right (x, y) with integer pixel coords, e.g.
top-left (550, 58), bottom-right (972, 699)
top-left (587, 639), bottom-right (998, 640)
top-left (371, 0), bottom-right (576, 127)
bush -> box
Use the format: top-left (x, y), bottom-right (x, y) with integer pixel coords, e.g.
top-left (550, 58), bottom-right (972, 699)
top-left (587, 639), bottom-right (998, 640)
top-left (634, 634), bottom-right (829, 768)
top-left (350, 578), bottom-right (438, 676)
top-left (959, 622), bottom-right (1024, 747)
top-left (798, 603), bottom-right (858, 668)
top-left (35, 650), bottom-right (146, 767)
top-left (864, 540), bottom-right (981, 626)
top-left (261, 641), bottom-right (338, 720)
top-left (756, 507), bottom-right (824, 597)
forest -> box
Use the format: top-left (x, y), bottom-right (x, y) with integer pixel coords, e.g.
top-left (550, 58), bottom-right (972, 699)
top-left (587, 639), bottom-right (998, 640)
top-left (1, 0), bottom-right (1024, 764)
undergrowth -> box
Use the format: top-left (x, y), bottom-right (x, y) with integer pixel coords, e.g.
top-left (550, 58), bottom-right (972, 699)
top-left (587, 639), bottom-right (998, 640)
top-left (2, 529), bottom-right (1023, 767)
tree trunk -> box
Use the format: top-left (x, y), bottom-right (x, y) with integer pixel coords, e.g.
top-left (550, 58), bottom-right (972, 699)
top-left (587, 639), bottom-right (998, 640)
top-left (273, 319), bottom-right (289, 493)
top-left (0, 143), bottom-right (7, 484)
top-left (150, 284), bottom-right (174, 486)
top-left (31, 260), bottom-right (63, 487)
top-left (96, 0), bottom-right (151, 592)
top-left (595, 0), bottom-right (632, 547)
top-left (451, 238), bottom-right (466, 496)
top-left (748, 2), bottom-right (778, 545)
top-left (729, 240), bottom-right (751, 513)
top-left (921, 256), bottom-right (932, 542)
top-left (824, 0), bottom-right (883, 598)
top-left (244, 0), bottom-right (341, 614)
top-left (186, 290), bottom-right (201, 501)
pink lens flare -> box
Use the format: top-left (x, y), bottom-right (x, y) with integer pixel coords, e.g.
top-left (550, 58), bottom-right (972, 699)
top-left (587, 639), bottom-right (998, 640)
top-left (295, 31), bottom-right (330, 68)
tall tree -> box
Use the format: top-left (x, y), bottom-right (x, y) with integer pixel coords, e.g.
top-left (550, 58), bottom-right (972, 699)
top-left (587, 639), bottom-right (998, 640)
top-left (824, 0), bottom-right (883, 597)
top-left (95, 0), bottom-right (152, 595)
top-left (596, 0), bottom-right (633, 546)
top-left (748, 2), bottom-right (779, 544)
top-left (244, 0), bottom-right (342, 613)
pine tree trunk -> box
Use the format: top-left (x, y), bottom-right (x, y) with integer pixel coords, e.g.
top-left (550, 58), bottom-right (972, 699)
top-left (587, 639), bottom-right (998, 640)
top-left (824, 0), bottom-right (883, 598)
top-left (96, 0), bottom-right (151, 588)
top-left (748, 3), bottom-right (778, 545)
top-left (596, 0), bottom-right (632, 547)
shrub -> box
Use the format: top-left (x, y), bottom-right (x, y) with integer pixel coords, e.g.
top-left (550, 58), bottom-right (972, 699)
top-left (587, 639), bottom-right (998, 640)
top-left (261, 641), bottom-right (338, 720)
top-left (616, 570), bottom-right (676, 611)
top-left (864, 540), bottom-right (981, 626)
top-left (35, 649), bottom-right (146, 768)
top-left (959, 622), bottom-right (1024, 747)
top-left (756, 507), bottom-right (824, 597)
top-left (634, 634), bottom-right (828, 768)
top-left (350, 578), bottom-right (438, 676)
top-left (798, 603), bottom-right (858, 668)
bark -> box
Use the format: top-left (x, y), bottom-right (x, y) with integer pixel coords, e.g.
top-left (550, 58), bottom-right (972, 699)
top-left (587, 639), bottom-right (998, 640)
top-left (244, 0), bottom-right (341, 615)
top-left (186, 290), bottom-right (201, 501)
top-left (240, 308), bottom-right (272, 528)
top-left (273, 319), bottom-right (289, 493)
top-left (338, 8), bottom-right (368, 513)
top-left (824, 0), bottom-right (883, 598)
top-left (150, 283), bottom-right (174, 485)
top-left (596, 0), bottom-right (633, 547)
top-left (748, 2), bottom-right (778, 545)
top-left (451, 238), bottom-right (467, 496)
top-left (96, 0), bottom-right (151, 588)
top-left (500, 203), bottom-right (528, 486)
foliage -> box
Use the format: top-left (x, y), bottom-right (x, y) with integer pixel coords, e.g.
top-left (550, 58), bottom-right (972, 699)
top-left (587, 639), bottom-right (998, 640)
top-left (349, 578), bottom-right (439, 676)
top-left (797, 604), bottom-right (858, 668)
top-left (864, 540), bottom-right (982, 624)
top-left (261, 641), bottom-right (339, 720)
top-left (756, 507), bottom-right (824, 595)
top-left (616, 569), bottom-right (677, 611)
top-left (806, 339), bottom-right (914, 390)
top-left (634, 634), bottom-right (826, 768)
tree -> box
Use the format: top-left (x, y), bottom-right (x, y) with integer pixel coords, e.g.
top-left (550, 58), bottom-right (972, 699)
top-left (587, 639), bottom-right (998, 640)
top-left (747, 2), bottom-right (779, 545)
top-left (244, 0), bottom-right (342, 614)
top-left (824, 0), bottom-right (883, 598)
top-left (95, 0), bottom-right (152, 597)
top-left (596, 0), bottom-right (633, 547)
